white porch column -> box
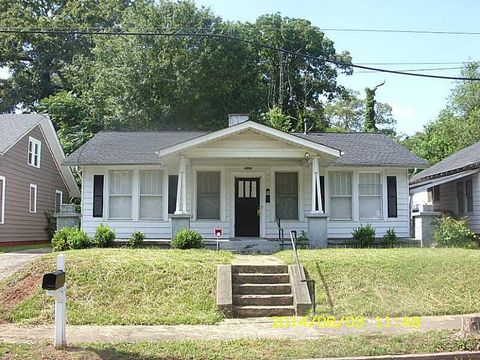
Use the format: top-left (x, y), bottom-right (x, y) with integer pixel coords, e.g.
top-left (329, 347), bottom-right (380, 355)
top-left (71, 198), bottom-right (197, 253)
top-left (311, 157), bottom-right (323, 213)
top-left (175, 155), bottom-right (187, 214)
top-left (307, 156), bottom-right (328, 248)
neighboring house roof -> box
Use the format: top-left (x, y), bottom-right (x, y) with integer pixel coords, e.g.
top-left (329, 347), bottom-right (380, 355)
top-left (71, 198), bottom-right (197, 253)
top-left (0, 113), bottom-right (80, 197)
top-left (64, 121), bottom-right (428, 168)
top-left (410, 140), bottom-right (480, 185)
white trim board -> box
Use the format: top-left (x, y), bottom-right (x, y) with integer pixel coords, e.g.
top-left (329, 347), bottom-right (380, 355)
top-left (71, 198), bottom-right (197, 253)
top-left (155, 121), bottom-right (343, 158)
top-left (0, 176), bottom-right (5, 224)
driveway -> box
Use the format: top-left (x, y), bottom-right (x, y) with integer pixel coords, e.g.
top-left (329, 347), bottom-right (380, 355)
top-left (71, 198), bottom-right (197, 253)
top-left (0, 248), bottom-right (51, 281)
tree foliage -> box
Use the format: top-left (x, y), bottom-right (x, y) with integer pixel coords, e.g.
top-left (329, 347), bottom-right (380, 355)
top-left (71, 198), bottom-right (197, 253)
top-left (1, 1), bottom-right (353, 152)
top-left (324, 89), bottom-right (396, 134)
top-left (404, 63), bottom-right (480, 164)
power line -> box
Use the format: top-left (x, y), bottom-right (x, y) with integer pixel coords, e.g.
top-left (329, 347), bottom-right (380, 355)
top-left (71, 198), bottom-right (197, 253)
top-left (321, 28), bottom-right (480, 35)
top-left (355, 66), bottom-right (464, 74)
top-left (0, 27), bottom-right (479, 81)
top-left (357, 61), bottom-right (477, 66)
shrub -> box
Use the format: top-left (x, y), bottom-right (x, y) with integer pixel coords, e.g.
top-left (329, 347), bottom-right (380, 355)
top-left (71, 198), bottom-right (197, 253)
top-left (52, 227), bottom-right (91, 251)
top-left (128, 231), bottom-right (145, 248)
top-left (381, 228), bottom-right (398, 247)
top-left (296, 231), bottom-right (310, 249)
top-left (172, 229), bottom-right (205, 249)
top-left (94, 224), bottom-right (116, 248)
top-left (352, 224), bottom-right (375, 248)
top-left (44, 211), bottom-right (56, 241)
top-left (434, 216), bottom-right (478, 249)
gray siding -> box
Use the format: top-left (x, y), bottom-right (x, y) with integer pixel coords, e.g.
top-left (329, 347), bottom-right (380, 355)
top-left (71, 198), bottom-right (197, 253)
top-left (0, 125), bottom-right (69, 243)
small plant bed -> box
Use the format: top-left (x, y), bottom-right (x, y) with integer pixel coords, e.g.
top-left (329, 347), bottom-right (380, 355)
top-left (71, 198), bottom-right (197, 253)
top-left (0, 248), bottom-right (233, 325)
top-left (276, 248), bottom-right (480, 317)
top-left (1, 330), bottom-right (480, 359)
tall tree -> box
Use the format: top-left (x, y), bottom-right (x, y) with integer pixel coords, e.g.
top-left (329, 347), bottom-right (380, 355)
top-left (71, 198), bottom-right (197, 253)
top-left (0, 0), bottom-right (139, 112)
top-left (364, 81), bottom-right (385, 132)
top-left (404, 63), bottom-right (480, 164)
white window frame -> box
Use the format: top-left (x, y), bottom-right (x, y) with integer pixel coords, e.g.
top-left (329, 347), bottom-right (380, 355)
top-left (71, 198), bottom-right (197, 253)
top-left (27, 136), bottom-right (41, 168)
top-left (274, 171), bottom-right (300, 221)
top-left (358, 172), bottom-right (383, 220)
top-left (465, 178), bottom-right (474, 214)
top-left (107, 170), bottom-right (133, 220)
top-left (328, 171), bottom-right (353, 220)
top-left (195, 170), bottom-right (222, 220)
top-left (138, 170), bottom-right (164, 220)
top-left (55, 190), bottom-right (63, 213)
top-left (29, 184), bottom-right (37, 213)
top-left (0, 176), bottom-right (5, 224)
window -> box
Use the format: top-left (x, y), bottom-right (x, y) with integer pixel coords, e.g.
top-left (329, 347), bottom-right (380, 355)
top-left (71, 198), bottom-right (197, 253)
top-left (466, 179), bottom-right (474, 213)
top-left (433, 185), bottom-right (441, 202)
top-left (139, 170), bottom-right (163, 219)
top-left (275, 172), bottom-right (298, 220)
top-left (0, 176), bottom-right (5, 224)
top-left (359, 173), bottom-right (382, 219)
top-left (108, 171), bottom-right (132, 219)
top-left (329, 172), bottom-right (352, 220)
top-left (55, 190), bottom-right (63, 213)
top-left (28, 137), bottom-right (41, 168)
top-left (168, 175), bottom-right (178, 214)
top-left (457, 181), bottom-right (465, 215)
top-left (29, 184), bottom-right (37, 213)
top-left (197, 172), bottom-right (220, 219)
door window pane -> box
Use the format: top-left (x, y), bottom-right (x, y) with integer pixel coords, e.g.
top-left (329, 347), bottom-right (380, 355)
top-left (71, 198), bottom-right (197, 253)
top-left (197, 172), bottom-right (220, 219)
top-left (275, 172), bottom-right (298, 220)
top-left (109, 171), bottom-right (132, 219)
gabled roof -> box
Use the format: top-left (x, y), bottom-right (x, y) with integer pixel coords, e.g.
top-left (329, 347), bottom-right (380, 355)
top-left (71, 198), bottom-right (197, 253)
top-left (410, 140), bottom-right (480, 184)
top-left (0, 114), bottom-right (44, 154)
top-left (64, 122), bottom-right (427, 168)
top-left (0, 113), bottom-right (80, 197)
top-left (297, 132), bottom-right (428, 167)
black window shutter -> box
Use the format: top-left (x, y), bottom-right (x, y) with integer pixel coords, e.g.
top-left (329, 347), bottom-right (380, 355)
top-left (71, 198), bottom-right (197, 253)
top-left (387, 176), bottom-right (398, 218)
top-left (168, 175), bottom-right (178, 214)
top-left (315, 176), bottom-right (326, 212)
top-left (93, 175), bottom-right (104, 217)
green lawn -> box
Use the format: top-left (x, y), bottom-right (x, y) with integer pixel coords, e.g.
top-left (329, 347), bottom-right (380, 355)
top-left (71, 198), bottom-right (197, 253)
top-left (1, 331), bottom-right (479, 359)
top-left (0, 248), bottom-right (233, 325)
top-left (276, 248), bottom-right (480, 317)
top-left (0, 244), bottom-right (50, 253)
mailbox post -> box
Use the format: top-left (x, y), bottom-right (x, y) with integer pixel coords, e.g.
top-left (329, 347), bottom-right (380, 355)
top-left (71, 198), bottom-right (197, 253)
top-left (214, 226), bottom-right (223, 251)
top-left (42, 254), bottom-right (67, 349)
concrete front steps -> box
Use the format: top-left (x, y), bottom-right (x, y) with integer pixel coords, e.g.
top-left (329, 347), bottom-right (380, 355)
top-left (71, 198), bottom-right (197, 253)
top-left (231, 265), bottom-right (295, 317)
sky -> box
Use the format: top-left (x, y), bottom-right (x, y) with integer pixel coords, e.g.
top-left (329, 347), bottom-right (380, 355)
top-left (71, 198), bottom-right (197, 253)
top-left (194, 0), bottom-right (480, 135)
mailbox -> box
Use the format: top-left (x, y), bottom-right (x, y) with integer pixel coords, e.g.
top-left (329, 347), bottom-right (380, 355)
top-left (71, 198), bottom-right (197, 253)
top-left (42, 270), bottom-right (66, 291)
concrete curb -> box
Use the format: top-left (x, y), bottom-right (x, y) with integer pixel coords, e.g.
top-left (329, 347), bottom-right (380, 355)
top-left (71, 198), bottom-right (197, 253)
top-left (306, 350), bottom-right (480, 360)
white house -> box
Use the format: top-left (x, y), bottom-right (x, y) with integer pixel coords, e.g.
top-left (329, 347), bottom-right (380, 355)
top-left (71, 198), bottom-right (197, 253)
top-left (64, 114), bottom-right (427, 247)
top-left (410, 140), bottom-right (480, 235)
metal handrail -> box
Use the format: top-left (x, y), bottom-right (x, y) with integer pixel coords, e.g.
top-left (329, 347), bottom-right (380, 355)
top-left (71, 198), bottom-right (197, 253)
top-left (290, 230), bottom-right (316, 313)
top-left (276, 217), bottom-right (284, 250)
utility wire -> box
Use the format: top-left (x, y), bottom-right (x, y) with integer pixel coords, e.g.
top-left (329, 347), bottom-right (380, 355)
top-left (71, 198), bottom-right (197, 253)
top-left (321, 28), bottom-right (480, 35)
top-left (357, 61), bottom-right (476, 66)
top-left (0, 27), bottom-right (479, 81)
top-left (355, 66), bottom-right (464, 74)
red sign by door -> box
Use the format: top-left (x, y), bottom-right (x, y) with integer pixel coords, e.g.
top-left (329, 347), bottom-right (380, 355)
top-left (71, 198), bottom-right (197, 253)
top-left (214, 227), bottom-right (223, 238)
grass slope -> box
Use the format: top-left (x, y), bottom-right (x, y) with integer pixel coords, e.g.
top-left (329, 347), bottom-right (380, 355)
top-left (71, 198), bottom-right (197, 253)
top-left (0, 244), bottom-right (50, 253)
top-left (1, 331), bottom-right (480, 359)
top-left (276, 248), bottom-right (480, 317)
top-left (0, 248), bottom-right (232, 325)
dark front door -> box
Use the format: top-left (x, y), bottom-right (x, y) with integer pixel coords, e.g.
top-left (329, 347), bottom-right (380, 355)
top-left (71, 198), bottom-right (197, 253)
top-left (235, 178), bottom-right (260, 237)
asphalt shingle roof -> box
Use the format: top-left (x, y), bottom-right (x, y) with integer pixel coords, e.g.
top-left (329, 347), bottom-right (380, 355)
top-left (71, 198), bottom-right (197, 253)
top-left (0, 114), bottom-right (45, 154)
top-left (410, 140), bottom-right (480, 183)
top-left (296, 132), bottom-right (428, 167)
top-left (64, 128), bottom-right (427, 168)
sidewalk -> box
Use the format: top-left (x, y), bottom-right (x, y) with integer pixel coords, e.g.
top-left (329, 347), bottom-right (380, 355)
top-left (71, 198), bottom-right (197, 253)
top-left (0, 247), bottom-right (51, 281)
top-left (0, 314), bottom-right (474, 344)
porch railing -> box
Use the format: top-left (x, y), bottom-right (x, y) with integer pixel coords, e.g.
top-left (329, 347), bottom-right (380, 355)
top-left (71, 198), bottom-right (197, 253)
top-left (276, 217), bottom-right (285, 250)
top-left (289, 230), bottom-right (316, 314)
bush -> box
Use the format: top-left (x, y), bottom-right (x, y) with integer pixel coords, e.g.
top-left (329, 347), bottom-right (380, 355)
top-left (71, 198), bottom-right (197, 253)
top-left (434, 216), bottom-right (478, 249)
top-left (52, 227), bottom-right (91, 251)
top-left (128, 231), bottom-right (145, 248)
top-left (381, 228), bottom-right (398, 247)
top-left (352, 224), bottom-right (375, 248)
top-left (296, 231), bottom-right (310, 249)
top-left (172, 229), bottom-right (205, 249)
top-left (93, 224), bottom-right (116, 248)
